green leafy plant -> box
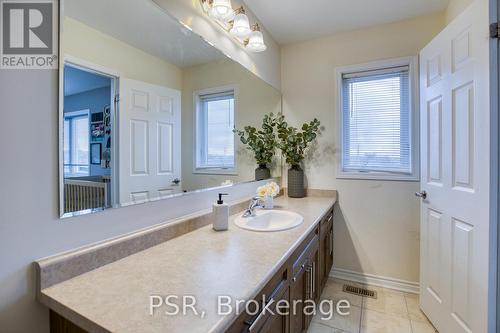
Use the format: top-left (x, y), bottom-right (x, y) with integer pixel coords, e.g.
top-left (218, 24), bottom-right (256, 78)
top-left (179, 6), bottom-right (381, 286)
top-left (233, 113), bottom-right (280, 167)
top-left (276, 116), bottom-right (321, 169)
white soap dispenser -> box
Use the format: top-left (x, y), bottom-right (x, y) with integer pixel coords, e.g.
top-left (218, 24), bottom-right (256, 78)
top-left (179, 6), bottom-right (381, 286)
top-left (213, 193), bottom-right (229, 231)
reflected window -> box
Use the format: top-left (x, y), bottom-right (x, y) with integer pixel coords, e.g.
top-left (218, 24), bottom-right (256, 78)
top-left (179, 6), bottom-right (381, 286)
top-left (64, 110), bottom-right (90, 177)
top-left (196, 90), bottom-right (235, 171)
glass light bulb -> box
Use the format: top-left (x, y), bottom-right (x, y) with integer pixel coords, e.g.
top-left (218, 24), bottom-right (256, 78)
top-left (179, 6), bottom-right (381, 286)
top-left (210, 0), bottom-right (232, 21)
top-left (246, 30), bottom-right (266, 52)
top-left (229, 13), bottom-right (251, 38)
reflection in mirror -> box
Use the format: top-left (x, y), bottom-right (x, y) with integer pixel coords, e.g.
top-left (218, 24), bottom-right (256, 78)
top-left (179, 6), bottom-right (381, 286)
top-left (62, 64), bottom-right (115, 213)
top-left (60, 0), bottom-right (282, 217)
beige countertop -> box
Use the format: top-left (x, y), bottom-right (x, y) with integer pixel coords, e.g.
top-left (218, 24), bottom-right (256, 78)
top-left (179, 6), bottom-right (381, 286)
top-left (40, 195), bottom-right (336, 333)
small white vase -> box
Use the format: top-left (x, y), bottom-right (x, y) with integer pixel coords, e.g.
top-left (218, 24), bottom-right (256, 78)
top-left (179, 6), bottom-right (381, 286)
top-left (263, 196), bottom-right (274, 209)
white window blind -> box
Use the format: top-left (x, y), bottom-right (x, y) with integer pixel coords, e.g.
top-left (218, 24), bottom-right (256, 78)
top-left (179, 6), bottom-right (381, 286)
top-left (341, 65), bottom-right (411, 175)
top-left (196, 91), bottom-right (235, 170)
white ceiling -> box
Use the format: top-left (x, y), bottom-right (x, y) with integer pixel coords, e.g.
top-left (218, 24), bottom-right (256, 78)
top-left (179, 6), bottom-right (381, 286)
top-left (243, 0), bottom-right (450, 45)
top-left (64, 0), bottom-right (224, 68)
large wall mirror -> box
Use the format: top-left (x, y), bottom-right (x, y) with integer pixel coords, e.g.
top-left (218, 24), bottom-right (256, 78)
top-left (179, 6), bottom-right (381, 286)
top-left (59, 0), bottom-right (282, 217)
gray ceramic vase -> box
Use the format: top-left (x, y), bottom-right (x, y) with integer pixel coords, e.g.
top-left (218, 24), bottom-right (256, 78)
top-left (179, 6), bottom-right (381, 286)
top-left (255, 165), bottom-right (271, 181)
top-left (288, 166), bottom-right (305, 198)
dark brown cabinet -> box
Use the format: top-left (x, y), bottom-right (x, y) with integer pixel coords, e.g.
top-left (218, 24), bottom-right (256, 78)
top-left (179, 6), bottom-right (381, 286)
top-left (309, 245), bottom-right (320, 303)
top-left (256, 286), bottom-right (289, 333)
top-left (319, 208), bottom-right (334, 290)
top-left (289, 263), bottom-right (308, 333)
top-left (50, 311), bottom-right (86, 333)
top-left (289, 233), bottom-right (319, 333)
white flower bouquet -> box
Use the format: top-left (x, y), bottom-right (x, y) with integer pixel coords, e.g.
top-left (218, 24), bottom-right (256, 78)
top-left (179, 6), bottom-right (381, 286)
top-left (256, 181), bottom-right (280, 209)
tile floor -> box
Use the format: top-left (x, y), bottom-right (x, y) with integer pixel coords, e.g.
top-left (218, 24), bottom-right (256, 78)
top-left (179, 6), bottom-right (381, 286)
top-left (308, 278), bottom-right (438, 333)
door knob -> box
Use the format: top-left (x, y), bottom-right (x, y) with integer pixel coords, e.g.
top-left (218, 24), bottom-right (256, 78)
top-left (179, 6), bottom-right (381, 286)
top-left (172, 178), bottom-right (181, 185)
top-left (415, 190), bottom-right (427, 199)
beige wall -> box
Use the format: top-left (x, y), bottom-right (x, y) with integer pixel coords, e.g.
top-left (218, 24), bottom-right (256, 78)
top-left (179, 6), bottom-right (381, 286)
top-left (181, 59), bottom-right (282, 191)
top-left (62, 17), bottom-right (182, 90)
top-left (281, 13), bottom-right (446, 283)
top-left (446, 0), bottom-right (474, 23)
top-left (153, 0), bottom-right (281, 90)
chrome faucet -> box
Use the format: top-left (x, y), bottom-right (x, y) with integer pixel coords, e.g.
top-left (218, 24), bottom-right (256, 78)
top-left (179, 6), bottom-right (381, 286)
top-left (243, 197), bottom-right (264, 217)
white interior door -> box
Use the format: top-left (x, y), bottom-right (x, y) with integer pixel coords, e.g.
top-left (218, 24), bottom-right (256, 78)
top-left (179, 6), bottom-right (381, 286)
top-left (419, 1), bottom-right (490, 332)
top-left (119, 79), bottom-right (181, 205)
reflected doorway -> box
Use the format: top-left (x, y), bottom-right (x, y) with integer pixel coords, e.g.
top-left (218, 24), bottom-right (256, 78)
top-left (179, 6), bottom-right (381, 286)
top-left (62, 62), bottom-right (118, 215)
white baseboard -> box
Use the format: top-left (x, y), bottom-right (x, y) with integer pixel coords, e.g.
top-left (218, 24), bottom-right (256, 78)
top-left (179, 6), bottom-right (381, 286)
top-left (330, 268), bottom-right (420, 294)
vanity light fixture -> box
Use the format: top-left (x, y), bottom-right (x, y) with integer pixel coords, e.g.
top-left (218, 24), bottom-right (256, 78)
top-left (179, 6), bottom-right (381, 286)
top-left (245, 24), bottom-right (267, 52)
top-left (209, 0), bottom-right (233, 21)
top-left (200, 0), bottom-right (266, 53)
top-left (229, 8), bottom-right (251, 39)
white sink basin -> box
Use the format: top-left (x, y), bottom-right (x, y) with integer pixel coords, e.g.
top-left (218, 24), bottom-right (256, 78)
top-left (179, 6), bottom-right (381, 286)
top-left (234, 210), bottom-right (304, 232)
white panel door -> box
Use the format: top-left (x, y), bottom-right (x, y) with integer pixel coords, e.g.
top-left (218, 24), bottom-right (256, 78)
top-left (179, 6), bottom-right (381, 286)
top-left (419, 1), bottom-right (490, 332)
top-left (119, 79), bottom-right (181, 205)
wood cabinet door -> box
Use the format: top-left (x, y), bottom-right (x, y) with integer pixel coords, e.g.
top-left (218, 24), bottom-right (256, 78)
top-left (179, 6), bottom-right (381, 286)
top-left (289, 248), bottom-right (319, 333)
top-left (319, 209), bottom-right (334, 291)
top-left (306, 247), bottom-right (319, 329)
top-left (319, 226), bottom-right (328, 290)
top-left (50, 311), bottom-right (87, 333)
top-left (289, 263), bottom-right (308, 333)
top-left (325, 224), bottom-right (333, 280)
top-left (258, 289), bottom-right (289, 333)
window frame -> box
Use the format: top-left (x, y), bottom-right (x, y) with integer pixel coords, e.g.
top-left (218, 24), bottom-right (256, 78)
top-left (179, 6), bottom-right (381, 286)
top-left (336, 56), bottom-right (420, 181)
top-left (193, 85), bottom-right (238, 175)
top-left (63, 109), bottom-right (90, 177)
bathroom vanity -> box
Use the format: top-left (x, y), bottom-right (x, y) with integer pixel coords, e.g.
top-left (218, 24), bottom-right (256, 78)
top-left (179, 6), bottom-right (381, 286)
top-left (36, 195), bottom-right (336, 333)
top-left (227, 201), bottom-right (334, 333)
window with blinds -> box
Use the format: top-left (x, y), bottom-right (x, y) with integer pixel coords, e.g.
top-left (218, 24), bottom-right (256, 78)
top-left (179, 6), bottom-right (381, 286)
top-left (195, 90), bottom-right (235, 171)
top-left (339, 63), bottom-right (416, 179)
